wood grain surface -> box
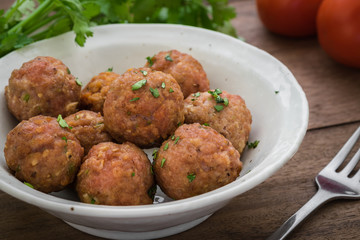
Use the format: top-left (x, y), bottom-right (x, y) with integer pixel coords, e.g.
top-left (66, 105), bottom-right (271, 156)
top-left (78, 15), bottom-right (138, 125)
top-left (1, 0), bottom-right (360, 240)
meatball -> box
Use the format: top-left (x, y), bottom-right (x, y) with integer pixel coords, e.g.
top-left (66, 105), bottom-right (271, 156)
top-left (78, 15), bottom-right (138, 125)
top-left (184, 89), bottom-right (252, 154)
top-left (153, 123), bottom-right (242, 200)
top-left (76, 142), bottom-right (155, 206)
top-left (4, 115), bottom-right (84, 193)
top-left (64, 110), bottom-right (112, 155)
top-left (103, 67), bottom-right (184, 148)
top-left (145, 50), bottom-right (210, 98)
top-left (80, 71), bottom-right (120, 114)
top-left (4, 56), bottom-right (81, 121)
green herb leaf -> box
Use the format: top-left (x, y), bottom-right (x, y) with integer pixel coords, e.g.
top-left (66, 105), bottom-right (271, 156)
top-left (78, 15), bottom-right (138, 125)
top-left (24, 182), bottom-right (34, 188)
top-left (140, 70), bottom-right (148, 76)
top-left (203, 123), bottom-right (209, 126)
top-left (149, 87), bottom-right (160, 98)
top-left (146, 56), bottom-right (154, 67)
top-left (107, 67), bottom-right (113, 72)
top-left (23, 93), bottom-right (30, 102)
top-left (169, 88), bottom-right (174, 93)
top-left (152, 149), bottom-right (158, 160)
top-left (187, 173), bottom-right (196, 182)
top-left (247, 140), bottom-right (260, 149)
top-left (165, 54), bottom-right (173, 62)
top-left (75, 77), bottom-right (82, 86)
top-left (62, 136), bottom-right (68, 143)
top-left (163, 142), bottom-right (169, 151)
top-left (131, 172), bottom-right (135, 177)
top-left (174, 136), bottom-right (180, 144)
top-left (161, 158), bottom-right (166, 168)
top-left (275, 90), bottom-right (279, 94)
top-left (214, 105), bottom-right (224, 112)
top-left (57, 114), bottom-right (71, 129)
top-left (161, 82), bottom-right (165, 89)
top-left (132, 79), bottom-right (147, 90)
top-left (130, 97), bottom-right (140, 102)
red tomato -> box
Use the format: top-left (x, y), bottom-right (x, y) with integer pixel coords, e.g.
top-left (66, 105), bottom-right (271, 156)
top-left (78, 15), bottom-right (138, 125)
top-left (317, 0), bottom-right (360, 68)
top-left (256, 0), bottom-right (323, 37)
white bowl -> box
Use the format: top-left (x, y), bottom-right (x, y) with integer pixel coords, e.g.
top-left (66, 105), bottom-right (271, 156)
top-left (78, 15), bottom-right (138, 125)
top-left (0, 24), bottom-right (308, 239)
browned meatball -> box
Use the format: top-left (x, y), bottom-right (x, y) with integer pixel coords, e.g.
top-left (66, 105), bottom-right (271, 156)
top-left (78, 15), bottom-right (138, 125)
top-left (184, 89), bottom-right (252, 154)
top-left (145, 50), bottom-right (210, 98)
top-left (153, 123), bottom-right (242, 200)
top-left (76, 142), bottom-right (155, 206)
top-left (4, 56), bottom-right (81, 121)
top-left (64, 110), bottom-right (112, 155)
top-left (80, 71), bottom-right (120, 114)
top-left (103, 67), bottom-right (184, 148)
top-left (4, 115), bottom-right (84, 193)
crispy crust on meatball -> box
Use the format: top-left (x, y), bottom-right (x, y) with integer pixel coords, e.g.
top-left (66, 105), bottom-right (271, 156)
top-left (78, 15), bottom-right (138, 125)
top-left (76, 142), bottom-right (155, 206)
top-left (64, 110), bottom-right (112, 155)
top-left (145, 50), bottom-right (210, 98)
top-left (184, 90), bottom-right (252, 154)
top-left (153, 123), bottom-right (242, 200)
top-left (80, 71), bottom-right (120, 114)
top-left (4, 115), bottom-right (84, 193)
top-left (4, 56), bottom-right (81, 121)
top-left (103, 67), bottom-right (184, 148)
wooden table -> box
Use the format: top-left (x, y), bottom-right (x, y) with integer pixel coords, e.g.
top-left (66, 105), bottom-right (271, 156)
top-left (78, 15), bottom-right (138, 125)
top-left (1, 1), bottom-right (360, 239)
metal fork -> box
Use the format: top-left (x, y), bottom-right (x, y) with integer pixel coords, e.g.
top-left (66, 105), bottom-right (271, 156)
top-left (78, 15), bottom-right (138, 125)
top-left (267, 126), bottom-right (360, 240)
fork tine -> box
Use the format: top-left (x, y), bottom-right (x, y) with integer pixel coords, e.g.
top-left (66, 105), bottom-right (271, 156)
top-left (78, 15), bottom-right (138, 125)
top-left (324, 127), bottom-right (360, 171)
top-left (341, 147), bottom-right (360, 176)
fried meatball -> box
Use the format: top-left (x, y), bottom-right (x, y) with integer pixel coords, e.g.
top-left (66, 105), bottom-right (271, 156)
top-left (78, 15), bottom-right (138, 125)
top-left (76, 142), bottom-right (155, 206)
top-left (145, 50), bottom-right (210, 98)
top-left (103, 67), bottom-right (184, 148)
top-left (153, 123), bottom-right (242, 200)
top-left (4, 56), bottom-right (81, 121)
top-left (80, 71), bottom-right (120, 114)
top-left (184, 90), bottom-right (252, 154)
top-left (64, 110), bottom-right (112, 155)
top-left (4, 115), bottom-right (84, 193)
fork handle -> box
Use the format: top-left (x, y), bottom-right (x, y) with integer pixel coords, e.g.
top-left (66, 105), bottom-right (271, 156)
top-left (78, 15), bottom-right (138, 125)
top-left (267, 189), bottom-right (334, 240)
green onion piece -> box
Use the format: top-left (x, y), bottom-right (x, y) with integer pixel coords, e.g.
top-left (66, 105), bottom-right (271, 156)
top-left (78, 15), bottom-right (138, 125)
top-left (130, 97), bottom-right (140, 102)
top-left (57, 115), bottom-right (71, 129)
top-left (24, 182), bottom-right (34, 188)
top-left (164, 142), bottom-right (169, 151)
top-left (169, 88), bottom-right (174, 93)
top-left (171, 135), bottom-right (175, 140)
top-left (223, 97), bottom-right (229, 106)
top-left (203, 123), bottom-right (209, 126)
top-left (193, 92), bottom-right (200, 97)
top-left (152, 149), bottom-right (158, 160)
top-left (275, 90), bottom-right (279, 94)
top-left (174, 136), bottom-right (180, 144)
top-left (149, 87), bottom-right (160, 98)
top-left (140, 70), bottom-right (148, 76)
top-left (161, 158), bottom-right (166, 168)
top-left (91, 198), bottom-right (96, 204)
top-left (214, 105), bottom-right (224, 112)
top-left (107, 67), bottom-right (113, 72)
top-left (23, 93), bottom-right (30, 102)
top-left (67, 68), bottom-right (71, 74)
top-left (75, 78), bottom-right (82, 86)
top-left (187, 173), bottom-right (196, 182)
top-left (132, 79), bottom-right (147, 90)
top-left (62, 136), bottom-right (68, 143)
top-left (165, 54), bottom-right (173, 62)
top-left (161, 82), bottom-right (165, 88)
top-left (131, 172), bottom-right (135, 177)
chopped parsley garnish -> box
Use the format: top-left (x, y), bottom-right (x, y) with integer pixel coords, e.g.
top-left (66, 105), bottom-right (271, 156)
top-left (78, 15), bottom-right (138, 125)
top-left (149, 87), bottom-right (160, 98)
top-left (275, 90), bottom-right (279, 94)
top-left (223, 97), bottom-right (229, 106)
top-left (163, 142), bottom-right (169, 151)
top-left (214, 105), bottom-right (224, 112)
top-left (161, 158), bottom-right (166, 168)
top-left (203, 123), bottom-right (210, 126)
top-left (152, 149), bottom-right (158, 160)
top-left (165, 54), bottom-right (173, 62)
top-left (62, 136), bottom-right (68, 143)
top-left (193, 92), bottom-right (200, 97)
top-left (130, 97), bottom-right (140, 102)
top-left (187, 173), bottom-right (196, 182)
top-left (247, 140), bottom-right (260, 149)
top-left (91, 198), bottom-right (96, 204)
top-left (131, 172), bottom-right (135, 177)
top-left (174, 136), bottom-right (180, 144)
top-left (169, 88), bottom-right (174, 93)
top-left (57, 115), bottom-right (71, 129)
top-left (107, 67), bottom-right (113, 72)
top-left (146, 56), bottom-right (155, 67)
top-left (171, 135), bottom-right (175, 140)
top-left (67, 68), bottom-right (71, 74)
top-left (75, 78), bottom-right (82, 86)
top-left (23, 93), bottom-right (30, 102)
top-left (24, 182), bottom-right (34, 188)
top-left (161, 82), bottom-right (166, 89)
top-left (140, 70), bottom-right (148, 76)
top-left (132, 79), bottom-right (147, 90)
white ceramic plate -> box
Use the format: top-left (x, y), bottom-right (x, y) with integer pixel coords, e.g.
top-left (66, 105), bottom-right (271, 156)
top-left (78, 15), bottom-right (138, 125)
top-left (0, 24), bottom-right (308, 239)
